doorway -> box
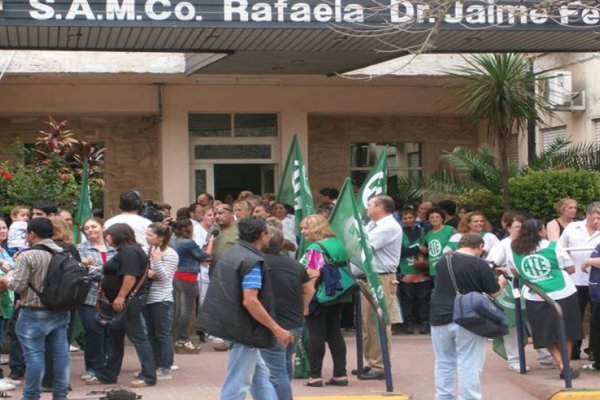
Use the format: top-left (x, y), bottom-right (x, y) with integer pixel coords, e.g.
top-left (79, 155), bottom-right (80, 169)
top-left (192, 163), bottom-right (276, 202)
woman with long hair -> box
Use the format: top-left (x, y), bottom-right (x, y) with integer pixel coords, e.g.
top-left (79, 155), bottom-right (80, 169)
top-left (508, 219), bottom-right (583, 380)
top-left (85, 223), bottom-right (156, 387)
top-left (445, 211), bottom-right (499, 257)
top-left (300, 214), bottom-right (348, 387)
top-left (547, 198), bottom-right (578, 241)
top-left (144, 223), bottom-right (178, 380)
top-left (77, 217), bottom-right (116, 381)
top-left (170, 218), bottom-right (211, 353)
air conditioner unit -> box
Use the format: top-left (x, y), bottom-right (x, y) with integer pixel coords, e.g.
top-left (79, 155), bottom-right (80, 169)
top-left (544, 70), bottom-right (572, 107)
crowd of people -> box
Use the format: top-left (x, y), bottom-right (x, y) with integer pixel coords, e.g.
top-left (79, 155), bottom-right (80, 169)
top-left (0, 188), bottom-right (599, 400)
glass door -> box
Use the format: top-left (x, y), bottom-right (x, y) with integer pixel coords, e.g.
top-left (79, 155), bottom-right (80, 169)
top-left (191, 164), bottom-right (214, 202)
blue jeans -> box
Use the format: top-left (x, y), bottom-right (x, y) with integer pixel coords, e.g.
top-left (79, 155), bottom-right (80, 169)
top-left (16, 309), bottom-right (70, 400)
top-left (77, 304), bottom-right (106, 372)
top-left (173, 279), bottom-right (197, 342)
top-left (94, 294), bottom-right (157, 384)
top-left (431, 323), bottom-right (487, 400)
top-left (143, 301), bottom-right (174, 370)
top-left (260, 327), bottom-right (301, 400)
top-left (221, 343), bottom-right (277, 400)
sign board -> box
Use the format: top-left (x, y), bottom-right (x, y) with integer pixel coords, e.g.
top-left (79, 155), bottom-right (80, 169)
top-left (4, 1), bottom-right (600, 28)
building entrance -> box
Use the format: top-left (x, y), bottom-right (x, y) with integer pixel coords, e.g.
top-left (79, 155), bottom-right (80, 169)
top-left (192, 163), bottom-right (276, 202)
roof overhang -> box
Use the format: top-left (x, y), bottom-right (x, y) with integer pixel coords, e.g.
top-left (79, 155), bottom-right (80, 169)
top-left (2, 1), bottom-right (600, 75)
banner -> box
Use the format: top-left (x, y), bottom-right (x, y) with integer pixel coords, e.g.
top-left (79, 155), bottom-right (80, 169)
top-left (356, 145), bottom-right (388, 221)
top-left (74, 158), bottom-right (93, 244)
top-left (330, 178), bottom-right (389, 324)
top-left (276, 135), bottom-right (315, 233)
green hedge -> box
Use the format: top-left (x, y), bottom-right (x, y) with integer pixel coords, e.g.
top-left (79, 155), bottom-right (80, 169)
top-left (457, 189), bottom-right (504, 229)
top-left (510, 168), bottom-right (600, 222)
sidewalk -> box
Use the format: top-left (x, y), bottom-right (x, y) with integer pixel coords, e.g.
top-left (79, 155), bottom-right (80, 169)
top-left (23, 333), bottom-right (600, 400)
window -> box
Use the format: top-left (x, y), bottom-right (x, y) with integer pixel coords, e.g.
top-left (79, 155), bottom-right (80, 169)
top-left (351, 142), bottom-right (422, 195)
top-left (189, 113), bottom-right (278, 137)
top-left (541, 126), bottom-right (567, 151)
top-left (194, 144), bottom-right (272, 159)
top-left (595, 119), bottom-right (600, 144)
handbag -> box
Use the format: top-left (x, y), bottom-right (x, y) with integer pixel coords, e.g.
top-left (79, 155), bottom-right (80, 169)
top-left (446, 254), bottom-right (509, 338)
top-left (95, 259), bottom-right (149, 330)
top-left (314, 242), bottom-right (357, 306)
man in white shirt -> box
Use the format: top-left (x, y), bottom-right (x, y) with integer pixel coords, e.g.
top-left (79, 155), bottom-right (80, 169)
top-left (104, 190), bottom-right (152, 247)
top-left (560, 201), bottom-right (600, 360)
top-left (189, 203), bottom-right (208, 247)
top-left (355, 195), bottom-right (403, 380)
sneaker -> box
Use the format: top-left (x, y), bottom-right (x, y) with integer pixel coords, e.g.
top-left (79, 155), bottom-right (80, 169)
top-left (508, 364), bottom-right (530, 372)
top-left (171, 365), bottom-right (180, 371)
top-left (0, 378), bottom-right (20, 386)
top-left (540, 362), bottom-right (557, 369)
top-left (560, 368), bottom-right (580, 379)
top-left (85, 377), bottom-right (107, 386)
top-left (582, 364), bottom-right (600, 372)
top-left (0, 382), bottom-right (15, 391)
top-left (69, 345), bottom-right (80, 352)
top-left (175, 341), bottom-right (201, 354)
top-left (130, 379), bottom-right (154, 388)
top-left (80, 372), bottom-right (95, 381)
top-left (213, 342), bottom-right (229, 352)
top-left (157, 369), bottom-right (172, 381)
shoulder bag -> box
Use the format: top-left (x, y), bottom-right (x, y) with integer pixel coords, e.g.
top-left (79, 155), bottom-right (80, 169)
top-left (314, 242), bottom-right (357, 306)
top-left (447, 254), bottom-right (508, 338)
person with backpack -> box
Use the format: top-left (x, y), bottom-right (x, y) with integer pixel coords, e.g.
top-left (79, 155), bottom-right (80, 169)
top-left (0, 218), bottom-right (71, 400)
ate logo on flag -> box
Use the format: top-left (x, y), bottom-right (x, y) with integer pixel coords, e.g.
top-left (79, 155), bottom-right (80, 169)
top-left (292, 160), bottom-right (310, 212)
top-left (361, 171), bottom-right (385, 209)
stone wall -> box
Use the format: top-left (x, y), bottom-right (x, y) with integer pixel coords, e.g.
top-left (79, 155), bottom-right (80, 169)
top-left (307, 114), bottom-right (478, 196)
top-left (0, 116), bottom-right (160, 217)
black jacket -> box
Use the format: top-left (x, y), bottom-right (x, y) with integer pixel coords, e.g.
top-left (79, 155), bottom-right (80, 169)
top-left (196, 241), bottom-right (275, 348)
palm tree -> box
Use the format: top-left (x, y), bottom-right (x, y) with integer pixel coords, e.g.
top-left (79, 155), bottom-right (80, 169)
top-left (449, 53), bottom-right (552, 210)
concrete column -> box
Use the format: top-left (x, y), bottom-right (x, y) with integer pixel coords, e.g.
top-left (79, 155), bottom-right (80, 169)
top-left (280, 110), bottom-right (309, 172)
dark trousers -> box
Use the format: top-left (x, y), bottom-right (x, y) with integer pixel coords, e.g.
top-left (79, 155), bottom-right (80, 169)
top-left (572, 285), bottom-right (590, 358)
top-left (94, 294), bottom-right (157, 384)
top-left (590, 302), bottom-right (600, 368)
top-left (143, 301), bottom-right (174, 370)
top-left (8, 307), bottom-right (24, 379)
top-left (77, 304), bottom-right (106, 372)
top-left (173, 279), bottom-right (197, 342)
top-left (400, 281), bottom-right (433, 325)
top-left (305, 303), bottom-right (346, 379)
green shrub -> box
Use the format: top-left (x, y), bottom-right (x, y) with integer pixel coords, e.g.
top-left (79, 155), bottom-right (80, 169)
top-left (457, 189), bottom-right (505, 229)
top-left (510, 169), bottom-right (600, 222)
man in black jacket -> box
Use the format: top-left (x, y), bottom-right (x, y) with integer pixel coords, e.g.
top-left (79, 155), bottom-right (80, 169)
top-left (197, 217), bottom-right (293, 400)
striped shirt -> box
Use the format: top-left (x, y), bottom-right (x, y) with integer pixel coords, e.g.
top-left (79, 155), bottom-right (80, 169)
top-left (147, 247), bottom-right (178, 304)
top-left (9, 239), bottom-right (62, 308)
top-left (77, 241), bottom-right (116, 306)
top-left (241, 262), bottom-right (263, 290)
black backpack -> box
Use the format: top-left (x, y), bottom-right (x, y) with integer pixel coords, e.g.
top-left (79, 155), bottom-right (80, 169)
top-left (28, 244), bottom-right (92, 310)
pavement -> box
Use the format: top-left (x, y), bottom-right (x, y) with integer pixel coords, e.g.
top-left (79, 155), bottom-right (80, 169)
top-left (13, 332), bottom-right (600, 400)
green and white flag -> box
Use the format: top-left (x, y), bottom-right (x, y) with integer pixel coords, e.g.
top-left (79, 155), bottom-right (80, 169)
top-left (493, 280), bottom-right (528, 360)
top-left (74, 158), bottom-right (93, 244)
top-left (356, 145), bottom-right (388, 221)
top-left (276, 135), bottom-right (315, 256)
top-left (330, 178), bottom-right (389, 325)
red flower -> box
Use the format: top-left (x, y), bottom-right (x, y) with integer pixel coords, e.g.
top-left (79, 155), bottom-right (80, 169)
top-left (0, 170), bottom-right (13, 181)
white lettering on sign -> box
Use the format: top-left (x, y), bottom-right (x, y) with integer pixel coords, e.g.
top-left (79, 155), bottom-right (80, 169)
top-left (30, 0), bottom-right (56, 20)
top-left (21, 1), bottom-right (600, 26)
top-left (106, 0), bottom-right (136, 21)
top-left (66, 0), bottom-right (96, 20)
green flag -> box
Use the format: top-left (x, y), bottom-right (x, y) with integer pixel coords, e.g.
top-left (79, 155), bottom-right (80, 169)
top-left (276, 135), bottom-right (315, 234)
top-left (493, 280), bottom-right (528, 360)
top-left (74, 158), bottom-right (93, 244)
top-left (330, 178), bottom-right (389, 325)
top-left (356, 145), bottom-right (388, 220)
